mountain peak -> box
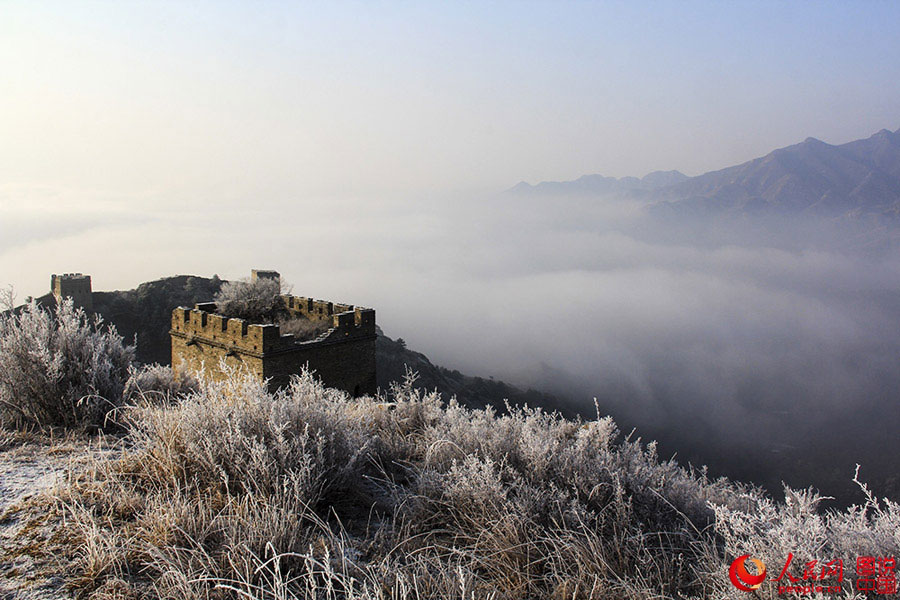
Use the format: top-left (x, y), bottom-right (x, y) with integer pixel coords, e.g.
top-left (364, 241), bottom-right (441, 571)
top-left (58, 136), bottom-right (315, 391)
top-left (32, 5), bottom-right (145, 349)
top-left (873, 128), bottom-right (896, 139)
top-left (640, 170), bottom-right (689, 188)
top-left (508, 127), bottom-right (900, 212)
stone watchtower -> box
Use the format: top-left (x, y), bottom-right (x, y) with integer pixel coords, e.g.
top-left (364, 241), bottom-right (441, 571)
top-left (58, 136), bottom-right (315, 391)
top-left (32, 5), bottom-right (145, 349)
top-left (51, 273), bottom-right (93, 311)
top-left (251, 269), bottom-right (281, 284)
top-left (170, 270), bottom-right (377, 397)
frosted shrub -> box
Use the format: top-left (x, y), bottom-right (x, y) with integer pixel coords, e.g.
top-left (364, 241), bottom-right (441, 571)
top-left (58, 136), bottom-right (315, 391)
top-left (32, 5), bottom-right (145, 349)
top-left (123, 363), bottom-right (199, 404)
top-left (214, 277), bottom-right (282, 322)
top-left (0, 299), bottom-right (134, 429)
top-left (278, 316), bottom-right (331, 339)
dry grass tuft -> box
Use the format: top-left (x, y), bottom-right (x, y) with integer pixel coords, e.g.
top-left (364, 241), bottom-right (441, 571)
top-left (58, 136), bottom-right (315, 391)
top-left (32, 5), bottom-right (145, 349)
top-left (277, 316), bottom-right (332, 341)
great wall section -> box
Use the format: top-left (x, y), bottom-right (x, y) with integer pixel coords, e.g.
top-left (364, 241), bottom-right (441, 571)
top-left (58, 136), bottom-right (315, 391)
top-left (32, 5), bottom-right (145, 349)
top-left (46, 270), bottom-right (377, 397)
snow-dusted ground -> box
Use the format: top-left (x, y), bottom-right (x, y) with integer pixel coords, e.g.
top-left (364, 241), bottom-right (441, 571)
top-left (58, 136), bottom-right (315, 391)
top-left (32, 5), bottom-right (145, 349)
top-left (0, 440), bottom-right (75, 599)
top-left (0, 445), bottom-right (67, 515)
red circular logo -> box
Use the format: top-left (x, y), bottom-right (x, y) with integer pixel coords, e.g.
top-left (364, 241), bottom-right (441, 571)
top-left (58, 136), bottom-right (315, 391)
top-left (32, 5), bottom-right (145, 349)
top-left (729, 555), bottom-right (767, 591)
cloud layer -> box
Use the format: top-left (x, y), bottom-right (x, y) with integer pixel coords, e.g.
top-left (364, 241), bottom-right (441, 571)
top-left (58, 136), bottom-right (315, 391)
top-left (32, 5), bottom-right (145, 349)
top-left (4, 186), bottom-right (898, 502)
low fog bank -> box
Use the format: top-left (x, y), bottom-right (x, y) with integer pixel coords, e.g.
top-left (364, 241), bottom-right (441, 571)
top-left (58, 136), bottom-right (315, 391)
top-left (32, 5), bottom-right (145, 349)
top-left (3, 186), bottom-right (899, 503)
top-left (452, 193), bottom-right (900, 503)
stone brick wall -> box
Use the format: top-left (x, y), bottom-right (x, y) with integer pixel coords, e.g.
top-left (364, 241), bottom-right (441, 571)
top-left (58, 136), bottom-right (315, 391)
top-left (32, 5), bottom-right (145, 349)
top-left (51, 273), bottom-right (93, 311)
top-left (262, 336), bottom-right (376, 394)
top-left (170, 295), bottom-right (376, 396)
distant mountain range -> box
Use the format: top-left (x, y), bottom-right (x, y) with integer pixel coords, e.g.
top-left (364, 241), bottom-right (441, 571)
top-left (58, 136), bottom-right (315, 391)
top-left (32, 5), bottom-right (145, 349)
top-left (508, 169), bottom-right (688, 197)
top-left (510, 127), bottom-right (900, 221)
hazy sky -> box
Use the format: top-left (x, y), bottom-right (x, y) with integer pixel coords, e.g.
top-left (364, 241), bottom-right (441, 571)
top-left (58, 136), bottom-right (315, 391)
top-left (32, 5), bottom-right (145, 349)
top-left (2, 1), bottom-right (899, 201)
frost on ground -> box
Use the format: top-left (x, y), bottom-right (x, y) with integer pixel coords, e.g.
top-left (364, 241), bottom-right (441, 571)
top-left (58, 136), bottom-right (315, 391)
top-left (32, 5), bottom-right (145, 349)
top-left (0, 435), bottom-right (105, 600)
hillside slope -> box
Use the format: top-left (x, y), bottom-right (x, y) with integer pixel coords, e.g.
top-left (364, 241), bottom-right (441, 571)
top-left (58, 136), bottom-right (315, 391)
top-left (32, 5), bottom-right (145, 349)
top-left (92, 275), bottom-right (225, 365)
top-left (90, 275), bottom-right (571, 414)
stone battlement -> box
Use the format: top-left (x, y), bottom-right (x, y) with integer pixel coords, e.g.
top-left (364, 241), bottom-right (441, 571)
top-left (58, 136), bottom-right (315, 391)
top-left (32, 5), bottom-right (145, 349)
top-left (170, 271), bottom-right (377, 396)
top-left (171, 297), bottom-right (376, 357)
top-left (51, 273), bottom-right (93, 311)
top-left (52, 272), bottom-right (91, 282)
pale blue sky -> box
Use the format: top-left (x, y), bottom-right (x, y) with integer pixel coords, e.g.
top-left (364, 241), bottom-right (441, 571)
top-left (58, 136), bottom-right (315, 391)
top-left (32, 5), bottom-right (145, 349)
top-left (2, 1), bottom-right (899, 200)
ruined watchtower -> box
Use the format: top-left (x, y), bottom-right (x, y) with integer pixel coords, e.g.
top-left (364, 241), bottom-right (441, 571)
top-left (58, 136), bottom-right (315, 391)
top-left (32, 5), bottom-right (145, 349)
top-left (170, 271), bottom-right (377, 397)
top-left (51, 273), bottom-right (93, 311)
top-left (251, 269), bottom-right (281, 284)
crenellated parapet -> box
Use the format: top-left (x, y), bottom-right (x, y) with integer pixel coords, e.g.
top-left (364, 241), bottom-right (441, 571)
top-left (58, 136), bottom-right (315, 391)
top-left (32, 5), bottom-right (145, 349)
top-left (171, 296), bottom-right (376, 357)
top-left (280, 295), bottom-right (376, 335)
top-left (171, 306), bottom-right (285, 355)
top-left (51, 272), bottom-right (93, 311)
top-left (171, 270), bottom-right (377, 397)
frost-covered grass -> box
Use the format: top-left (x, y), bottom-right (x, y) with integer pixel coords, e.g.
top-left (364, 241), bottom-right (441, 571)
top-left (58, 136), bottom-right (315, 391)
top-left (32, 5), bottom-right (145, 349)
top-left (711, 472), bottom-right (900, 599)
top-left (49, 370), bottom-right (900, 599)
top-left (277, 316), bottom-right (332, 340)
top-left (0, 428), bottom-right (15, 452)
top-left (123, 363), bottom-right (199, 405)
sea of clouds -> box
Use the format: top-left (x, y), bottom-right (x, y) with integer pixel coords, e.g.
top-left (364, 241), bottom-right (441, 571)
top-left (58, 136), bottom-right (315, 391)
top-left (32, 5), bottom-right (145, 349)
top-left (4, 184), bottom-right (899, 502)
